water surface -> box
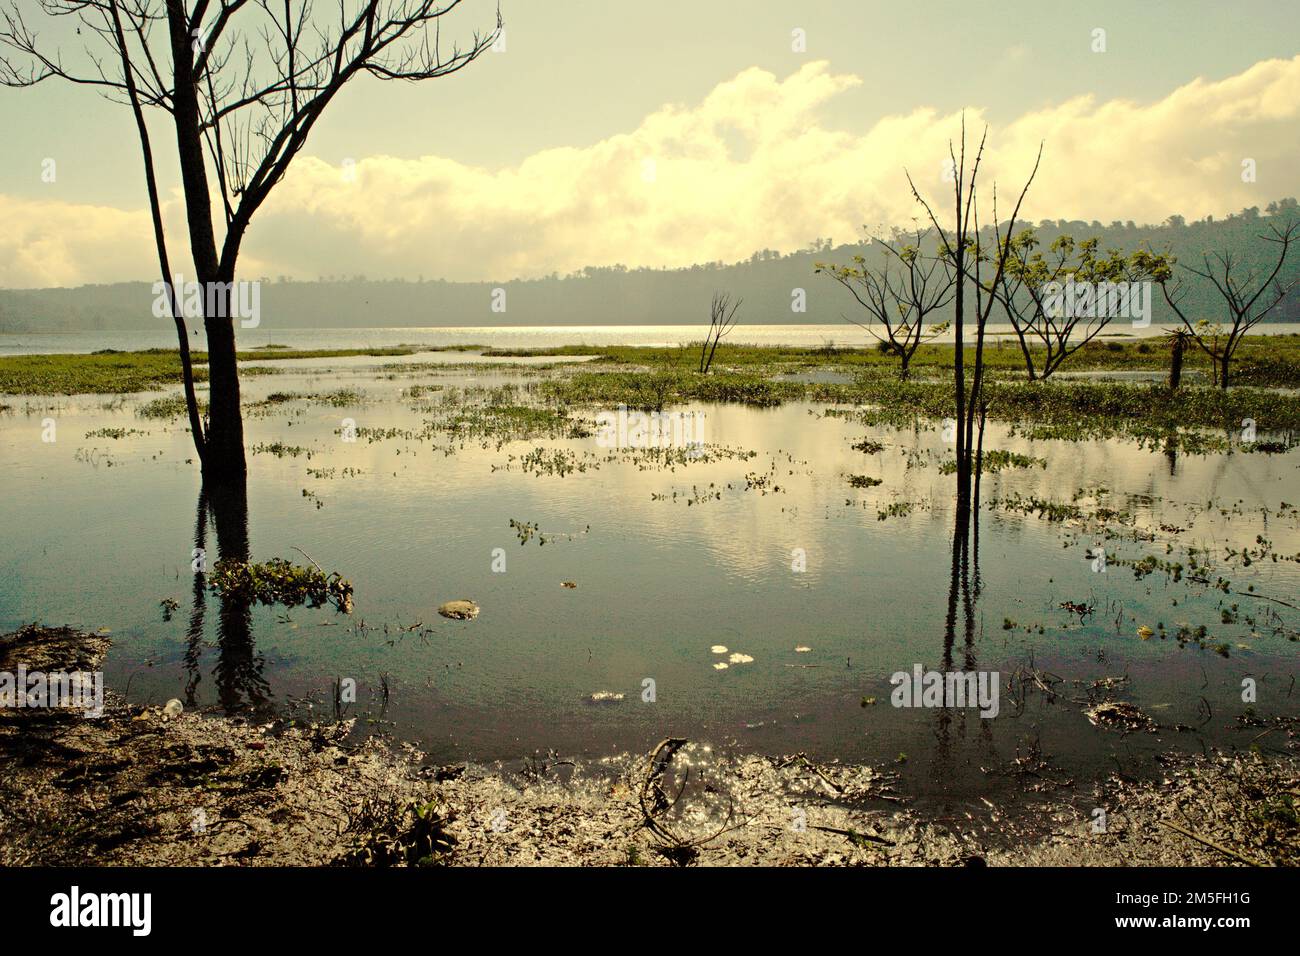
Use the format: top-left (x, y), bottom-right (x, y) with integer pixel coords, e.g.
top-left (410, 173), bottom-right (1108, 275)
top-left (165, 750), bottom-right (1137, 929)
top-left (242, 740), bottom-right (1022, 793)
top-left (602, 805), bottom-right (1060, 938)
top-left (2, 356), bottom-right (1297, 814)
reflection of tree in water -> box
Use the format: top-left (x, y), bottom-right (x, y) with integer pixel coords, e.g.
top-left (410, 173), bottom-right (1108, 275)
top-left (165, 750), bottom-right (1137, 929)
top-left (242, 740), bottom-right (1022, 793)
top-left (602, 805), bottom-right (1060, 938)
top-left (183, 492), bottom-right (207, 708)
top-left (933, 432), bottom-right (994, 778)
top-left (184, 479), bottom-right (270, 716)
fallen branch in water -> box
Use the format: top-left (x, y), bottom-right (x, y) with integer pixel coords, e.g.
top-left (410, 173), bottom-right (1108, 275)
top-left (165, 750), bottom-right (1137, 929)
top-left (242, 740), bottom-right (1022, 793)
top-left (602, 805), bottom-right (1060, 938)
top-left (636, 738), bottom-right (741, 864)
top-left (1234, 590), bottom-right (1299, 610)
top-left (810, 824), bottom-right (895, 847)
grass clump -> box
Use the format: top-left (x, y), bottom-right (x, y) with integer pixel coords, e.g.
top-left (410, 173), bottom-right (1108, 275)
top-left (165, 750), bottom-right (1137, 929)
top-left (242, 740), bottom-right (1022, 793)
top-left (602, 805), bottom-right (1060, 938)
top-left (137, 395), bottom-right (207, 419)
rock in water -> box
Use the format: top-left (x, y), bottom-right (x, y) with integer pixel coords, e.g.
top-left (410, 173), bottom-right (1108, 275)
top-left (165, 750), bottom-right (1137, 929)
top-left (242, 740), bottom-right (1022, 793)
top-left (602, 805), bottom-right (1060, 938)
top-left (438, 600), bottom-right (480, 621)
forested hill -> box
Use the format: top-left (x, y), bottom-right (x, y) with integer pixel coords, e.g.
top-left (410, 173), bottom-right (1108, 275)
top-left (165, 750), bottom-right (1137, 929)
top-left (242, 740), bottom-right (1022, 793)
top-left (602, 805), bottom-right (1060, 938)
top-left (4, 202), bottom-right (1298, 332)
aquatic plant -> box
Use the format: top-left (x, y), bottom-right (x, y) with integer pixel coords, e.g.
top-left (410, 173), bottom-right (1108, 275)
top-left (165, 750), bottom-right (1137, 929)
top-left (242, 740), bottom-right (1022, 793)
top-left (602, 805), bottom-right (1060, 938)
top-left (208, 557), bottom-right (353, 613)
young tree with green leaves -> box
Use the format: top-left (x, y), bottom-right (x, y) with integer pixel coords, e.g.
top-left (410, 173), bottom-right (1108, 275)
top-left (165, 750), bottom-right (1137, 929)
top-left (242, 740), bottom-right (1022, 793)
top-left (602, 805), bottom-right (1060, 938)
top-left (993, 230), bottom-right (1159, 380)
top-left (815, 228), bottom-right (954, 379)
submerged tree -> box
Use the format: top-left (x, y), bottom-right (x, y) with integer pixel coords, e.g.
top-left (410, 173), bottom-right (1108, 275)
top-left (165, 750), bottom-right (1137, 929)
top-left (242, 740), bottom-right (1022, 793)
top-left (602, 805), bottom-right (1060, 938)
top-left (1150, 220), bottom-right (1300, 387)
top-left (1164, 327), bottom-right (1189, 390)
top-left (906, 120), bottom-right (1041, 525)
top-left (815, 228), bottom-right (954, 379)
top-left (1, 0), bottom-right (500, 484)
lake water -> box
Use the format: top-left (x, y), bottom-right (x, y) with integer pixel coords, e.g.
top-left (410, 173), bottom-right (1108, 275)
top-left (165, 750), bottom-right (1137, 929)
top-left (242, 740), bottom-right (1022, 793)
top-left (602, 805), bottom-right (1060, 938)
top-left (1, 352), bottom-right (1297, 815)
top-left (5, 322), bottom-right (1300, 356)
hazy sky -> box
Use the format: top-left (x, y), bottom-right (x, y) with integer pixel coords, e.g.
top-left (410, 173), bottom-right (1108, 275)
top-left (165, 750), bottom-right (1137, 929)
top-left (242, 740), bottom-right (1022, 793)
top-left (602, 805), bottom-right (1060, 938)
top-left (1, 0), bottom-right (1298, 287)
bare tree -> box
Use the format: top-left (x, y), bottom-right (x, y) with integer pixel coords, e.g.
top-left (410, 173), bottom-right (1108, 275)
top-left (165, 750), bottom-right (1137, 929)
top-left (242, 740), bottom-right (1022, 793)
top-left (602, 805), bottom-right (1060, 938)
top-left (815, 228), bottom-right (954, 379)
top-left (1152, 220), bottom-right (1300, 387)
top-left (699, 292), bottom-right (741, 374)
top-left (1, 0), bottom-right (500, 484)
top-left (906, 119), bottom-right (1041, 525)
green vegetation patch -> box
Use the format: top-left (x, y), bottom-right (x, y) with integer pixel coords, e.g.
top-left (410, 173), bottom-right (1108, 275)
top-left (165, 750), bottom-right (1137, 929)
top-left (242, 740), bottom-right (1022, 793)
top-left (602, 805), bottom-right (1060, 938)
top-left (208, 557), bottom-right (353, 613)
top-left (939, 449), bottom-right (1047, 474)
top-left (137, 395), bottom-right (207, 419)
top-left (0, 347), bottom-right (426, 396)
top-left (1, 350), bottom-right (210, 395)
top-left (540, 369), bottom-right (802, 409)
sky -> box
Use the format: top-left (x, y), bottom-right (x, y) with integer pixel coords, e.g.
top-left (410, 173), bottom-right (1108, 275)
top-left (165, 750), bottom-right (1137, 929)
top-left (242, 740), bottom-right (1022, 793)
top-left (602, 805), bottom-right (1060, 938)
top-left (0, 0), bottom-right (1298, 288)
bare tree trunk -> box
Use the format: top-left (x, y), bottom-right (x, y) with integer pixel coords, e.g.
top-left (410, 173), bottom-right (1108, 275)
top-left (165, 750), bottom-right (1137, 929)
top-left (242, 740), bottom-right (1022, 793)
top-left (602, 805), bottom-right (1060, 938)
top-left (1168, 334), bottom-right (1184, 389)
top-left (167, 1), bottom-right (245, 483)
top-left (7, 0), bottom-right (501, 488)
top-left (1018, 338), bottom-right (1037, 381)
top-left (953, 276), bottom-right (969, 518)
top-left (203, 283), bottom-right (247, 479)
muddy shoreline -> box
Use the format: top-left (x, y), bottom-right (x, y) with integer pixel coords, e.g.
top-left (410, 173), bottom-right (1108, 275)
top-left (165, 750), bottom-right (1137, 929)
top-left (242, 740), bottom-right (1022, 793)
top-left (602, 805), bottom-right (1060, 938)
top-left (2, 624), bottom-right (1296, 867)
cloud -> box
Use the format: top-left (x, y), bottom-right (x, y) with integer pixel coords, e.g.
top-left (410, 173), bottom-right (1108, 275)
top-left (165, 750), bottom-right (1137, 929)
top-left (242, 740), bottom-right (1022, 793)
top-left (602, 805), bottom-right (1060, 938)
top-left (4, 55), bottom-right (1300, 287)
top-left (0, 195), bottom-right (155, 288)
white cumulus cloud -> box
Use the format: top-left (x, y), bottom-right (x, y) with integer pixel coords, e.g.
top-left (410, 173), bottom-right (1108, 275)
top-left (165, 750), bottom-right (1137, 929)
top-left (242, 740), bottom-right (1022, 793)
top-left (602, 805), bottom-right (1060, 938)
top-left (3, 55), bottom-right (1299, 288)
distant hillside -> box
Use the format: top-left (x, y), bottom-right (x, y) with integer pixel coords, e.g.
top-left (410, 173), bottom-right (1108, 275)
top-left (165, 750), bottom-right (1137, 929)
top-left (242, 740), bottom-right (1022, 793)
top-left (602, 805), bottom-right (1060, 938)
top-left (3, 202), bottom-right (1298, 332)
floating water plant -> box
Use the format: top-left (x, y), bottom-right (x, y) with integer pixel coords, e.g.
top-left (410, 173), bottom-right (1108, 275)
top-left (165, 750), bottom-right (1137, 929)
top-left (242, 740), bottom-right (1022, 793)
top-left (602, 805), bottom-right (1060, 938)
top-left (208, 557), bottom-right (353, 613)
